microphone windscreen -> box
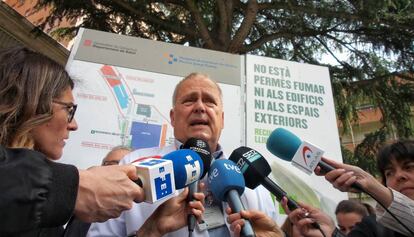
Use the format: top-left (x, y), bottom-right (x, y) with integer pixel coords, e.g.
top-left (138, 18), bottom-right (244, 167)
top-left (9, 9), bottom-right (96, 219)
top-left (229, 146), bottom-right (271, 189)
top-left (208, 159), bottom-right (245, 202)
top-left (163, 149), bottom-right (204, 189)
top-left (267, 128), bottom-right (302, 161)
top-left (182, 138), bottom-right (211, 179)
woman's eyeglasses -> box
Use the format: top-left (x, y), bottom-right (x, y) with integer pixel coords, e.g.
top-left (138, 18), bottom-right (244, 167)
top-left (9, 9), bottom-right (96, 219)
top-left (53, 100), bottom-right (77, 123)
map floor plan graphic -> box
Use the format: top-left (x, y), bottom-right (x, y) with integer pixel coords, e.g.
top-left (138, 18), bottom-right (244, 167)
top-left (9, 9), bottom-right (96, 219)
top-left (61, 59), bottom-right (178, 169)
top-left (100, 65), bottom-right (168, 149)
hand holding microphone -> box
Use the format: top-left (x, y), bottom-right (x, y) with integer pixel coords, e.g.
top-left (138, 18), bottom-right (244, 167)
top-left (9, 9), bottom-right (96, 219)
top-left (181, 138), bottom-right (212, 233)
top-left (317, 158), bottom-right (411, 235)
top-left (137, 187), bottom-right (205, 237)
top-left (316, 157), bottom-right (393, 210)
top-left (266, 127), bottom-right (363, 192)
top-left (75, 165), bottom-right (145, 222)
top-left (131, 149), bottom-right (204, 203)
top-left (208, 159), bottom-right (256, 237)
top-left (317, 157), bottom-right (383, 193)
top-left (136, 148), bottom-right (205, 237)
top-left (266, 128), bottom-right (387, 195)
top-left (281, 198), bottom-right (336, 237)
top-left (226, 208), bottom-right (283, 237)
top-left (228, 146), bottom-right (321, 231)
top-left (265, 128), bottom-right (355, 233)
top-left (267, 128), bottom-right (414, 237)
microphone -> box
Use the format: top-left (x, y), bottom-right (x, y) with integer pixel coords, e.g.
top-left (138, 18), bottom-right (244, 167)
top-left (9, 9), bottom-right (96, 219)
top-left (132, 157), bottom-right (175, 203)
top-left (163, 149), bottom-right (204, 189)
top-left (265, 129), bottom-right (414, 237)
top-left (208, 159), bottom-right (255, 237)
top-left (266, 127), bottom-right (362, 191)
top-left (131, 149), bottom-right (203, 203)
top-left (182, 138), bottom-right (212, 233)
top-left (229, 146), bottom-right (300, 211)
top-left (182, 138), bottom-right (211, 179)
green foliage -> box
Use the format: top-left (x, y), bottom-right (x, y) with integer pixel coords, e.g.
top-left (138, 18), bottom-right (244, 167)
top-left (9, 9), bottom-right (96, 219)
top-left (31, 0), bottom-right (414, 172)
top-left (342, 129), bottom-right (387, 177)
top-left (341, 144), bottom-right (355, 165)
top-left (351, 128), bottom-right (388, 177)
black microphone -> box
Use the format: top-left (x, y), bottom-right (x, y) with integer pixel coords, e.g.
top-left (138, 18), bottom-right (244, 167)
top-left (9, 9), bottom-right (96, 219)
top-left (229, 146), bottom-right (321, 230)
top-left (182, 138), bottom-right (212, 233)
top-left (229, 146), bottom-right (299, 211)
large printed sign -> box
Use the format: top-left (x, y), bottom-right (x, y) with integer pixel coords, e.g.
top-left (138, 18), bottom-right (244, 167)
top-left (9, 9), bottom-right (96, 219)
top-left (245, 55), bottom-right (347, 222)
top-left (61, 28), bottom-right (242, 169)
top-left (61, 28), bottom-right (346, 223)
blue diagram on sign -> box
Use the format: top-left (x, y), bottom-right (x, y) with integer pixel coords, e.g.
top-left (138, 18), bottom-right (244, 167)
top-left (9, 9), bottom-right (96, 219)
top-left (130, 121), bottom-right (162, 149)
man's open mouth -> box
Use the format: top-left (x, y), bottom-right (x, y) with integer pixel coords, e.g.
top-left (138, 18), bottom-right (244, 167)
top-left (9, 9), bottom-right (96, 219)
top-left (190, 120), bottom-right (209, 126)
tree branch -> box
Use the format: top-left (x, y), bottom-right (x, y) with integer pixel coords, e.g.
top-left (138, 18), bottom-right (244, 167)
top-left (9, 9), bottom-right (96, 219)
top-left (111, 0), bottom-right (197, 37)
top-left (217, 0), bottom-right (227, 45)
top-left (350, 71), bottom-right (414, 87)
top-left (228, 0), bottom-right (258, 53)
top-left (243, 29), bottom-right (322, 53)
top-left (258, 1), bottom-right (361, 21)
top-left (185, 0), bottom-right (215, 49)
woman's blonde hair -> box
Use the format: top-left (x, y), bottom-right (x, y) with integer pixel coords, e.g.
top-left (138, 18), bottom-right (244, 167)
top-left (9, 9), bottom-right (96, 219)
top-left (0, 47), bottom-right (74, 148)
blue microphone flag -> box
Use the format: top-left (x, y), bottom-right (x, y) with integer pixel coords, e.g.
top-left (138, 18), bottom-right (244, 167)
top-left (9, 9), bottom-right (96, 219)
top-left (163, 149), bottom-right (203, 189)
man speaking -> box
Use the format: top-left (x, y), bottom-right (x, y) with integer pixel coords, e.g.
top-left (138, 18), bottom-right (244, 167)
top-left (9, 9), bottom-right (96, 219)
top-left (88, 73), bottom-right (277, 237)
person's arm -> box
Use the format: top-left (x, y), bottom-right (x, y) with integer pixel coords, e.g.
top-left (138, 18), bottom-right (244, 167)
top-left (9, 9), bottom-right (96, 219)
top-left (316, 158), bottom-right (393, 207)
top-left (376, 188), bottom-right (414, 235)
top-left (74, 164), bottom-right (145, 223)
top-left (0, 145), bottom-right (146, 235)
top-left (0, 145), bottom-right (79, 233)
top-left (315, 158), bottom-right (414, 236)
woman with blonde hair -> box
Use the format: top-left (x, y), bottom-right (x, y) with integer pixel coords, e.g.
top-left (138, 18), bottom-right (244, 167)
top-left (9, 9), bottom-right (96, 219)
top-left (0, 46), bottom-right (78, 154)
top-left (0, 47), bottom-right (81, 236)
top-left (0, 47), bottom-right (204, 237)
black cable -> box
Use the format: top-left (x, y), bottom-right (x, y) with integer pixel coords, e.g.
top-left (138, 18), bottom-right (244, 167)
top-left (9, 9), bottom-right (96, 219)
top-left (367, 191), bottom-right (414, 236)
top-left (305, 183), bottom-right (413, 237)
top-left (353, 183), bottom-right (414, 237)
top-left (317, 163), bottom-right (414, 236)
top-left (188, 230), bottom-right (193, 237)
top-left (313, 222), bottom-right (327, 237)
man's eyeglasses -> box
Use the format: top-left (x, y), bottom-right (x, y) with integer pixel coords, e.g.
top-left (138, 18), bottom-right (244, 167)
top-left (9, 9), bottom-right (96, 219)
top-left (53, 100), bottom-right (77, 123)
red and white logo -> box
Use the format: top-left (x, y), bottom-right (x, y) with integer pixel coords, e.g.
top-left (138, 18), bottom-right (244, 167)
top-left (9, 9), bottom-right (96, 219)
top-left (83, 39), bottom-right (92, 46)
top-left (302, 146), bottom-right (313, 165)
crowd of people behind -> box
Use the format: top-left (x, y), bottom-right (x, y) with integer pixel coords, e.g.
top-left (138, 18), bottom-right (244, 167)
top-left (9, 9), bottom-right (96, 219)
top-left (1, 46), bottom-right (414, 237)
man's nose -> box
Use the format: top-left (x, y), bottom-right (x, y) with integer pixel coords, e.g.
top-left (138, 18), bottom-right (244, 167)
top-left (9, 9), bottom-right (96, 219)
top-left (193, 99), bottom-right (206, 113)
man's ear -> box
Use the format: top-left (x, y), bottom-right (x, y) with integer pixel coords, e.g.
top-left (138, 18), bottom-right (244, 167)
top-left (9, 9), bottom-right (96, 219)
top-left (221, 111), bottom-right (224, 129)
top-left (170, 109), bottom-right (175, 127)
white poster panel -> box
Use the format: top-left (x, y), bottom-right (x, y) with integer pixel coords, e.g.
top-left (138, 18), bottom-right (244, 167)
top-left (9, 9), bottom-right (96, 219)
top-left (245, 54), bottom-right (347, 223)
top-left (61, 29), bottom-right (242, 169)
